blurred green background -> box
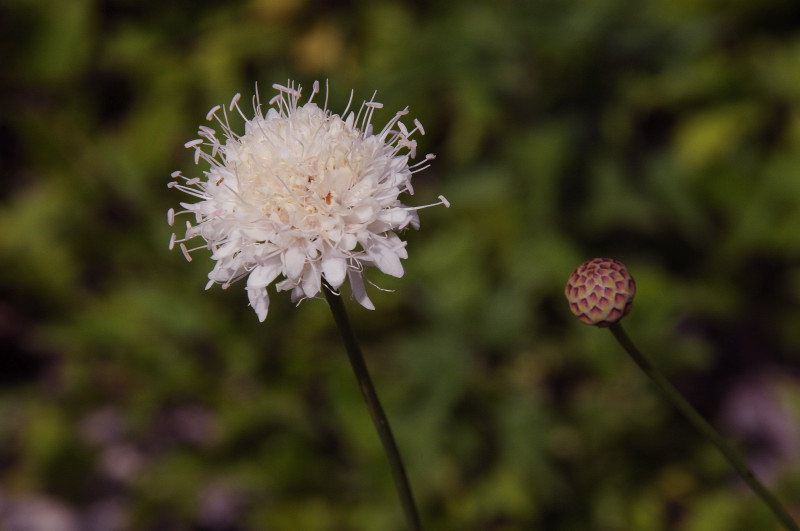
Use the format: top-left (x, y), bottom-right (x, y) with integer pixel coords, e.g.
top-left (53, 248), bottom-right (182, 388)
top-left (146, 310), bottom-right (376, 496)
top-left (3, 0), bottom-right (800, 529)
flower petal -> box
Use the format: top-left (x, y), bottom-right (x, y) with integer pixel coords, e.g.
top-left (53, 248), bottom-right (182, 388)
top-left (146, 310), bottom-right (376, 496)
top-left (284, 246), bottom-right (306, 279)
top-left (340, 234), bottom-right (357, 251)
top-left (247, 287), bottom-right (270, 322)
top-left (301, 265), bottom-right (321, 298)
top-left (322, 256), bottom-right (347, 288)
top-left (377, 208), bottom-right (411, 226)
top-left (370, 241), bottom-right (404, 278)
top-left (290, 285), bottom-right (305, 304)
top-left (348, 270), bottom-right (375, 310)
top-left (247, 260), bottom-right (282, 289)
top-left (345, 200), bottom-right (380, 224)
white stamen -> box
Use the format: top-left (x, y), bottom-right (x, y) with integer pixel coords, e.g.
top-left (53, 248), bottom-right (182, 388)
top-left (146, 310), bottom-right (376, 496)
top-left (229, 93), bottom-right (241, 111)
top-left (341, 89), bottom-right (355, 118)
top-left (180, 243), bottom-right (192, 262)
top-left (206, 105), bottom-right (221, 121)
top-left (405, 195), bottom-right (450, 211)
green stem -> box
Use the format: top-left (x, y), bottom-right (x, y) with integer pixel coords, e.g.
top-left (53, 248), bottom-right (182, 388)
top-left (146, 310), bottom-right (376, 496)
top-left (609, 322), bottom-right (799, 531)
top-left (323, 283), bottom-right (421, 531)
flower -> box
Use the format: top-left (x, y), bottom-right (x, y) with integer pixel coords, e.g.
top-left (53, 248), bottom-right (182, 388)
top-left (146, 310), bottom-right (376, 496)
top-left (168, 81), bottom-right (448, 321)
top-left (565, 258), bottom-right (635, 326)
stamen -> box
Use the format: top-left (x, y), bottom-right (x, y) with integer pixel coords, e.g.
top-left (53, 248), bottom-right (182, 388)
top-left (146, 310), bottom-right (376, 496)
top-left (405, 195), bottom-right (450, 211)
top-left (206, 105), bottom-right (221, 121)
top-left (180, 243), bottom-right (193, 262)
top-left (341, 89), bottom-right (355, 118)
top-left (366, 278), bottom-right (395, 293)
top-left (231, 94), bottom-right (249, 121)
top-left (170, 184), bottom-right (208, 199)
top-left (409, 153), bottom-right (436, 171)
top-left (253, 81), bottom-right (262, 114)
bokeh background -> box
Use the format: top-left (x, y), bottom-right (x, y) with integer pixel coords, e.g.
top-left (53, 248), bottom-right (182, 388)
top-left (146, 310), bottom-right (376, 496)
top-left (3, 0), bottom-right (800, 529)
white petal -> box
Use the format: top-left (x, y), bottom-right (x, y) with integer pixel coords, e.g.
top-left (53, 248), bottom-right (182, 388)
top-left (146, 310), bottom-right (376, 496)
top-left (275, 277), bottom-right (294, 292)
top-left (284, 246), bottom-right (306, 279)
top-left (213, 241), bottom-right (240, 259)
top-left (348, 270), bottom-right (375, 310)
top-left (247, 287), bottom-right (270, 322)
top-left (322, 256), bottom-right (347, 288)
top-left (247, 260), bottom-right (282, 289)
top-left (208, 263), bottom-right (238, 283)
top-left (350, 203), bottom-right (377, 223)
top-left (371, 242), bottom-right (404, 278)
top-left (377, 208), bottom-right (410, 226)
top-left (301, 266), bottom-right (321, 298)
top-left (407, 211), bottom-right (420, 230)
top-left (340, 234), bottom-right (357, 251)
top-left (290, 285), bottom-right (305, 303)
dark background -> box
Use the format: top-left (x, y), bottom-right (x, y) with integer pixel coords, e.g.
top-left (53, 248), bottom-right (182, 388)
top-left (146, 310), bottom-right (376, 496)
top-left (2, 0), bottom-right (800, 529)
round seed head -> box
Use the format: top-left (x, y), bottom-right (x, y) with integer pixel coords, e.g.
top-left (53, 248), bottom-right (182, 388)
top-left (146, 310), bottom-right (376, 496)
top-left (565, 258), bottom-right (635, 327)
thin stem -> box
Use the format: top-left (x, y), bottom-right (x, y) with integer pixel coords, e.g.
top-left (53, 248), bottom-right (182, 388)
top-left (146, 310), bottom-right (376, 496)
top-left (323, 283), bottom-right (421, 531)
top-left (609, 322), bottom-right (799, 531)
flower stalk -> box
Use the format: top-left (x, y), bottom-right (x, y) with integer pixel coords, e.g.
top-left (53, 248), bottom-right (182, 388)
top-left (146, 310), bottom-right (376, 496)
top-left (323, 282), bottom-right (421, 530)
top-left (609, 322), bottom-right (799, 531)
top-left (566, 258), bottom-right (798, 530)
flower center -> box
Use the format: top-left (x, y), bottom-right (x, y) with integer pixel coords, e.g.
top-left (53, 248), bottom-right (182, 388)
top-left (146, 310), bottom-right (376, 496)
top-left (227, 104), bottom-right (369, 233)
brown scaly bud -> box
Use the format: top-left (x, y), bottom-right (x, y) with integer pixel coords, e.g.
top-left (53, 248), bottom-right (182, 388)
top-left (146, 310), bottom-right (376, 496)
top-left (565, 258), bottom-right (635, 327)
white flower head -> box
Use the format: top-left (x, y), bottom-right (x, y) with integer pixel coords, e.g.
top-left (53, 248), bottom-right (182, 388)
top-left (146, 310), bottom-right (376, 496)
top-left (168, 80), bottom-right (448, 322)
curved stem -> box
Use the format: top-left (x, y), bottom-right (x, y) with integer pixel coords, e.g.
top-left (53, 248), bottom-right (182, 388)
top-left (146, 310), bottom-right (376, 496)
top-left (323, 283), bottom-right (421, 530)
top-left (609, 322), bottom-right (799, 531)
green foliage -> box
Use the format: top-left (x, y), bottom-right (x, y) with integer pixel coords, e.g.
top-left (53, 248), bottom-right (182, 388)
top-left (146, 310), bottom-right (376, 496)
top-left (2, 0), bottom-right (800, 529)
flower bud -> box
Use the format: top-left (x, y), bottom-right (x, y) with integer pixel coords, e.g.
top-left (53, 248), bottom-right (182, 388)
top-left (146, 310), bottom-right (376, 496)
top-left (565, 258), bottom-right (635, 327)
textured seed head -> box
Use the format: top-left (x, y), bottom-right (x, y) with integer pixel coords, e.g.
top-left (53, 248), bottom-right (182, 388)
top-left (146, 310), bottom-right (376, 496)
top-left (565, 258), bottom-right (635, 327)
